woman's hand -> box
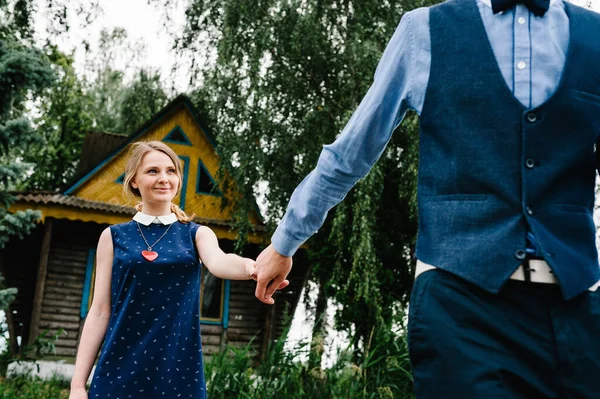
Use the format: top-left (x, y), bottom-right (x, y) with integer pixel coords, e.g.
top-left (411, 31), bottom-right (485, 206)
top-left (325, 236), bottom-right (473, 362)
top-left (69, 387), bottom-right (88, 399)
top-left (245, 258), bottom-right (258, 280)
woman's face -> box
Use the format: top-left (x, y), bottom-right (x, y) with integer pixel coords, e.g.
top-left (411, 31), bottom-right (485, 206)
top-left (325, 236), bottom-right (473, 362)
top-left (130, 150), bottom-right (180, 205)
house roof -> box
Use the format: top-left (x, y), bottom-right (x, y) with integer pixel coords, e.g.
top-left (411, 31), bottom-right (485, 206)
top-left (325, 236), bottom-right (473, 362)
top-left (13, 192), bottom-right (254, 229)
top-left (71, 132), bottom-right (129, 185)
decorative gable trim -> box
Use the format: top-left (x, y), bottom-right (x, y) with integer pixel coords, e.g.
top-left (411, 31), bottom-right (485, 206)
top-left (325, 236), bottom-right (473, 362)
top-left (178, 155), bottom-right (190, 210)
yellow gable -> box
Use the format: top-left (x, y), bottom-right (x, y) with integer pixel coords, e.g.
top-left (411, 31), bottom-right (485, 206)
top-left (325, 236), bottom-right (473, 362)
top-left (66, 98), bottom-right (260, 226)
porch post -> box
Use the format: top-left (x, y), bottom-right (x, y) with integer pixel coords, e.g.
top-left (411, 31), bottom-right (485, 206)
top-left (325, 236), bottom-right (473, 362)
top-left (27, 218), bottom-right (53, 347)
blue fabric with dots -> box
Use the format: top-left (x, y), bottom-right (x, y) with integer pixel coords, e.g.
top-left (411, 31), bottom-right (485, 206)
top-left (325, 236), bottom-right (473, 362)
top-left (89, 220), bottom-right (206, 398)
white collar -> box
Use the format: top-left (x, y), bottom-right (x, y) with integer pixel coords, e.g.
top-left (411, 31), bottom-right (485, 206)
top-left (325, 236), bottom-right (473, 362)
top-left (480, 0), bottom-right (557, 9)
top-left (133, 212), bottom-right (178, 226)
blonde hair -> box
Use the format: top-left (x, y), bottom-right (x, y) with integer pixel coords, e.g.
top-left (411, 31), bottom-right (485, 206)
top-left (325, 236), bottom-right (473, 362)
top-left (122, 141), bottom-right (195, 223)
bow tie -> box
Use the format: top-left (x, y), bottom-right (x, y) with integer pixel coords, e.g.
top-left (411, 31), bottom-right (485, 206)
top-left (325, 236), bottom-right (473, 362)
top-left (491, 0), bottom-right (550, 16)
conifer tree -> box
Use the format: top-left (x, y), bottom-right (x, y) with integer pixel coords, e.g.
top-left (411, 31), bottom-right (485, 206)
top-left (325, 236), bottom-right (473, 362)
top-left (0, 9), bottom-right (55, 308)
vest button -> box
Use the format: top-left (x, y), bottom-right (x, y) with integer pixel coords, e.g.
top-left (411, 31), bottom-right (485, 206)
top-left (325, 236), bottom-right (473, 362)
top-left (515, 250), bottom-right (526, 260)
top-left (525, 158), bottom-right (535, 169)
top-left (526, 113), bottom-right (537, 123)
top-left (526, 206), bottom-right (534, 215)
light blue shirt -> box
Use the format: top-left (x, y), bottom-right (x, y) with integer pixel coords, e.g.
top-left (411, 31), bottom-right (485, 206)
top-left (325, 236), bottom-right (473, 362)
top-left (272, 0), bottom-right (570, 257)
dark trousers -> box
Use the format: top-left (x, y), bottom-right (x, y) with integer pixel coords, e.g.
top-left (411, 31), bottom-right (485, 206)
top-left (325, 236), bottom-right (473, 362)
top-left (408, 269), bottom-right (600, 399)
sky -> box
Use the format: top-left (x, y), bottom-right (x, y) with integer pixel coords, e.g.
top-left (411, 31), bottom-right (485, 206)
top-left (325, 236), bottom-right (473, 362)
top-left (35, 0), bottom-right (191, 92)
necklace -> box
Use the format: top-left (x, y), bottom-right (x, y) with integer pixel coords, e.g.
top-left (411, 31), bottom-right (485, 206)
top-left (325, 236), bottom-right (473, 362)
top-left (136, 221), bottom-right (175, 262)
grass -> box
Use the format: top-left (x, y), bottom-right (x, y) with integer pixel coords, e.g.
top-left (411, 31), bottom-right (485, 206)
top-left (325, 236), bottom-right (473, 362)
top-left (204, 326), bottom-right (415, 399)
top-left (0, 373), bottom-right (70, 399)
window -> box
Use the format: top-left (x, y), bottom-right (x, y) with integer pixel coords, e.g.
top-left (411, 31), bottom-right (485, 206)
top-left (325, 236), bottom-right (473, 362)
top-left (163, 126), bottom-right (192, 146)
top-left (200, 266), bottom-right (224, 321)
top-left (196, 160), bottom-right (222, 196)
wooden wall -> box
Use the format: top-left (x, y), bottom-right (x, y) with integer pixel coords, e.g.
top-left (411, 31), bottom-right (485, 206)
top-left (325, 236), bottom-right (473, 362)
top-left (37, 219), bottom-right (103, 356)
top-left (227, 279), bottom-right (267, 353)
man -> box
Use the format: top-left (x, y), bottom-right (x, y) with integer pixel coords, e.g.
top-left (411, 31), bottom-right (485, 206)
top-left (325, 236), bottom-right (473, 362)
top-left (254, 0), bottom-right (600, 397)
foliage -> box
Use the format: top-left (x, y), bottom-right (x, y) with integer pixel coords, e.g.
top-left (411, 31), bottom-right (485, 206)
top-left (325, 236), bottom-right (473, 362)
top-left (82, 28), bottom-right (136, 134)
top-left (0, 274), bottom-right (17, 313)
top-left (205, 320), bottom-right (414, 398)
top-left (119, 69), bottom-right (169, 134)
top-left (160, 0), bottom-right (437, 365)
top-left (21, 45), bottom-right (94, 190)
top-left (0, 0), bottom-right (101, 42)
top-left (0, 373), bottom-right (70, 399)
top-left (0, 16), bottom-right (55, 320)
top-left (23, 41), bottom-right (169, 190)
top-left (73, 27), bottom-right (169, 136)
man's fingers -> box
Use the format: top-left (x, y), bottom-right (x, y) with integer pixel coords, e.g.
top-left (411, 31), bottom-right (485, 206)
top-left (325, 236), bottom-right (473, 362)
top-left (265, 275), bottom-right (286, 301)
top-left (255, 277), bottom-right (273, 305)
top-left (253, 244), bottom-right (293, 304)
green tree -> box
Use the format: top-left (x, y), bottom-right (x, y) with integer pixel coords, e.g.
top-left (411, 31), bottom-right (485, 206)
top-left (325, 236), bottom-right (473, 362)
top-left (24, 31), bottom-right (170, 191)
top-left (23, 45), bottom-right (94, 190)
top-left (83, 28), bottom-right (168, 135)
top-left (1, 0), bottom-right (101, 42)
top-left (84, 27), bottom-right (130, 133)
top-left (119, 69), bottom-right (169, 134)
top-left (0, 0), bottom-right (103, 193)
top-left (167, 0), bottom-right (437, 370)
top-left (0, 37), bottom-right (55, 307)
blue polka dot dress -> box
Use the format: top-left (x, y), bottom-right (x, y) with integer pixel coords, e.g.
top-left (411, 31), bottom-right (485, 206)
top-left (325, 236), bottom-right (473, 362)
top-left (89, 219), bottom-right (207, 398)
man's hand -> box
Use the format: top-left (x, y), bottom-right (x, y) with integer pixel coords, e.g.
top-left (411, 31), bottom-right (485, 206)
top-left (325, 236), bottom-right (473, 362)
top-left (254, 244), bottom-right (293, 304)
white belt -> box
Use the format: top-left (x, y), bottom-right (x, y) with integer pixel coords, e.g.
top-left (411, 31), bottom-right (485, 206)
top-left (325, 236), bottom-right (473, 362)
top-left (415, 260), bottom-right (600, 292)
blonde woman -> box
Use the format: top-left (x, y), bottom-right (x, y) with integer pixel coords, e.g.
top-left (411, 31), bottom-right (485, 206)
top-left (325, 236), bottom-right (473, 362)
top-left (69, 141), bottom-right (287, 399)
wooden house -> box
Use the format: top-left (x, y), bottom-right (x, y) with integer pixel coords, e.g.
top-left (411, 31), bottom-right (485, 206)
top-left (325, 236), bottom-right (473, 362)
top-left (1, 95), bottom-right (309, 360)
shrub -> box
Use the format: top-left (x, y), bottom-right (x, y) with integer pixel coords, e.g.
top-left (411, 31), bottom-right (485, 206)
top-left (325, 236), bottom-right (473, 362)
top-left (205, 325), bottom-right (415, 399)
top-left (0, 373), bottom-right (70, 399)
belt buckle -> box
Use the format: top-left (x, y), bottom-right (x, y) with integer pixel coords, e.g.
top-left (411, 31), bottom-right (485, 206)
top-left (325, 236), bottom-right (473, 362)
top-left (523, 259), bottom-right (532, 283)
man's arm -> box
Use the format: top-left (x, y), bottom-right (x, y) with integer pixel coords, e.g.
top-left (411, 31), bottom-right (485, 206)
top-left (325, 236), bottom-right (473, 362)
top-left (255, 9), bottom-right (426, 304)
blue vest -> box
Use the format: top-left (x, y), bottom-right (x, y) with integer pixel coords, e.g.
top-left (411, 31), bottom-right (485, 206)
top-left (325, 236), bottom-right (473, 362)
top-left (415, 0), bottom-right (600, 300)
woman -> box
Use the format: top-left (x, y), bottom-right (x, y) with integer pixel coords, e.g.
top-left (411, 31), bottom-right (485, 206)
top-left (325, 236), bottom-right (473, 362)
top-left (69, 141), bottom-right (286, 398)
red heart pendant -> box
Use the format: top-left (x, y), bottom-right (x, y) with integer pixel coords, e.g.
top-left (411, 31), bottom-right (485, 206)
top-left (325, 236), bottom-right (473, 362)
top-left (141, 250), bottom-right (158, 262)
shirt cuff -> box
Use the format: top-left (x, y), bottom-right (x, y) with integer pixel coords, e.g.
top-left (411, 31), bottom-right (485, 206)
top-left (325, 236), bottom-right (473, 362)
top-left (271, 226), bottom-right (306, 257)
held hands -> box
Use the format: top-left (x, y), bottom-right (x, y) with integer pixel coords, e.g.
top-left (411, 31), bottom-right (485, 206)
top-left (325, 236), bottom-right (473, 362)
top-left (245, 256), bottom-right (290, 298)
top-left (254, 244), bottom-right (293, 305)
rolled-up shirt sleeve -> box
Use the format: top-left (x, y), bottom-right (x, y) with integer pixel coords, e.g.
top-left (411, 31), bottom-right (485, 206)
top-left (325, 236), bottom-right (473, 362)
top-left (272, 9), bottom-right (425, 257)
